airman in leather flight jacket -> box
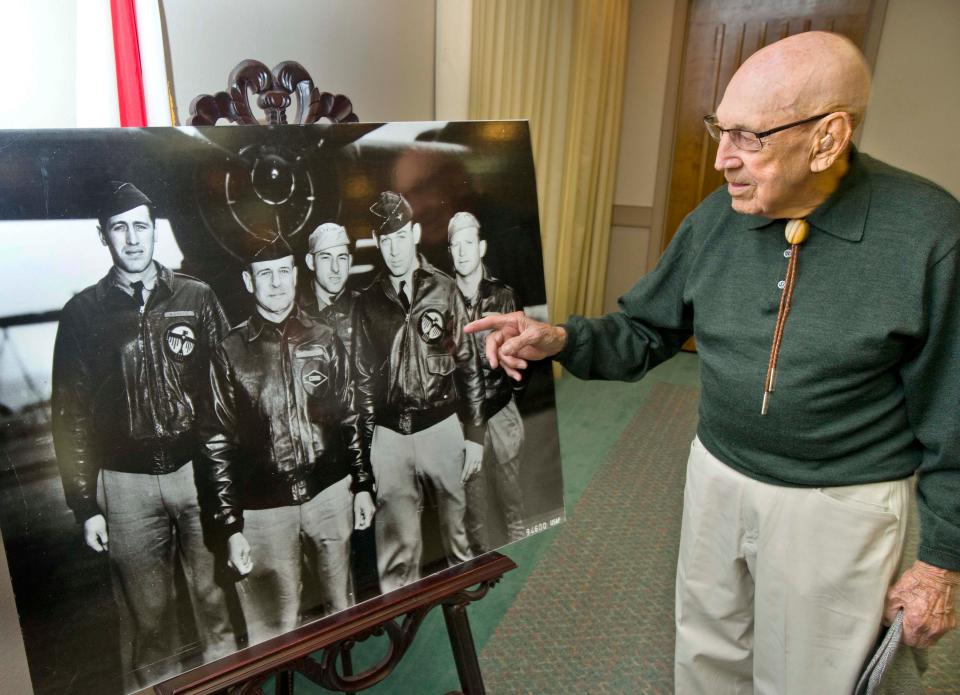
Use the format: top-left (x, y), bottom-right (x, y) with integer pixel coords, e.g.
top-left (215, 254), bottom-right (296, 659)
top-left (352, 256), bottom-right (486, 450)
top-left (52, 263), bottom-right (230, 523)
top-left (200, 307), bottom-right (372, 537)
top-left (300, 287), bottom-right (360, 357)
top-left (462, 268), bottom-right (523, 420)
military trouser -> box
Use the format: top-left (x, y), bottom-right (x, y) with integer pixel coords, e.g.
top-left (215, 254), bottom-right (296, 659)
top-left (464, 397), bottom-right (526, 553)
top-left (101, 463), bottom-right (235, 687)
top-left (235, 475), bottom-right (354, 647)
top-left (371, 414), bottom-right (473, 593)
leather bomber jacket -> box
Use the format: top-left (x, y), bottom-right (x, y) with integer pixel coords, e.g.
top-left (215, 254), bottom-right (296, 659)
top-left (462, 267), bottom-right (522, 419)
top-left (300, 287), bottom-right (359, 356)
top-left (200, 308), bottom-right (372, 536)
top-left (52, 263), bottom-right (230, 523)
top-left (353, 256), bottom-right (486, 449)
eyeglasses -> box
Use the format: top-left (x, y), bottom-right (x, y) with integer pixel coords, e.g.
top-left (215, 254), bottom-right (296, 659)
top-left (703, 113), bottom-right (831, 152)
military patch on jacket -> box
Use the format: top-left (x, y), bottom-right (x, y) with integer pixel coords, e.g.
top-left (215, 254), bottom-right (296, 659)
top-left (301, 361), bottom-right (329, 396)
top-left (417, 309), bottom-right (445, 344)
top-left (165, 323), bottom-right (196, 360)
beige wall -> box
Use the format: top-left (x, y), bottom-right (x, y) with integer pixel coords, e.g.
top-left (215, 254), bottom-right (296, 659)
top-left (604, 224), bottom-right (651, 311)
top-left (603, 0), bottom-right (677, 312)
top-left (162, 0), bottom-right (437, 124)
top-left (860, 0), bottom-right (960, 198)
top-left (0, 0), bottom-right (76, 128)
top-left (613, 0), bottom-right (676, 208)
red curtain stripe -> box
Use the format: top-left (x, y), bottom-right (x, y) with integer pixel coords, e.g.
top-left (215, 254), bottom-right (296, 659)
top-left (110, 0), bottom-right (147, 127)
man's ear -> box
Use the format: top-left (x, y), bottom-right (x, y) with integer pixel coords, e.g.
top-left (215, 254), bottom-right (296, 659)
top-left (412, 223), bottom-right (422, 245)
top-left (479, 239), bottom-right (488, 259)
top-left (242, 270), bottom-right (254, 294)
top-left (372, 232), bottom-right (381, 249)
top-left (811, 112), bottom-right (853, 173)
top-left (97, 225), bottom-right (107, 247)
top-left (305, 253), bottom-right (315, 272)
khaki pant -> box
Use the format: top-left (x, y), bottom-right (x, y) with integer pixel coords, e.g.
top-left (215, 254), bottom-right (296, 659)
top-left (101, 464), bottom-right (236, 687)
top-left (372, 415), bottom-right (472, 593)
top-left (675, 437), bottom-right (910, 695)
top-left (236, 475), bottom-right (354, 647)
top-left (465, 396), bottom-right (526, 552)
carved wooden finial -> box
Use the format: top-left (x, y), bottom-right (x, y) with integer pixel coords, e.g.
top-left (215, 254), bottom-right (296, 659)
top-left (187, 59), bottom-right (359, 126)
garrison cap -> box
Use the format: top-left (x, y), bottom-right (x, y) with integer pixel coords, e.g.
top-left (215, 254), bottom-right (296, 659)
top-left (370, 191), bottom-right (413, 237)
top-left (308, 223), bottom-right (351, 254)
top-left (243, 233), bottom-right (295, 265)
top-left (98, 181), bottom-right (153, 222)
top-left (447, 211), bottom-right (481, 242)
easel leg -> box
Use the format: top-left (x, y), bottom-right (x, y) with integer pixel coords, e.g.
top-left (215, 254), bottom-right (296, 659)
top-left (276, 670), bottom-right (295, 695)
top-left (442, 602), bottom-right (485, 695)
top-left (342, 646), bottom-right (355, 695)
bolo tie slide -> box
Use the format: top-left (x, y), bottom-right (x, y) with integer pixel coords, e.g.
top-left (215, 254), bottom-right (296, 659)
top-left (761, 218), bottom-right (809, 416)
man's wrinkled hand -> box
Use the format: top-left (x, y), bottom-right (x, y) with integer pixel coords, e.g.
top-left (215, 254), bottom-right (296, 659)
top-left (354, 491), bottom-right (376, 530)
top-left (464, 311), bottom-right (567, 381)
top-left (227, 532), bottom-right (254, 577)
top-left (883, 559), bottom-right (959, 648)
top-left (83, 514), bottom-right (109, 553)
top-left (461, 440), bottom-right (483, 484)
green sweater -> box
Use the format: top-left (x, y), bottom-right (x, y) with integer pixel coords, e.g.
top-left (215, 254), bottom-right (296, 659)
top-left (558, 149), bottom-right (960, 571)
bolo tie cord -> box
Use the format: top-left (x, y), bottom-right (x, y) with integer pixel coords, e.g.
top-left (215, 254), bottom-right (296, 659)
top-left (761, 218), bottom-right (809, 416)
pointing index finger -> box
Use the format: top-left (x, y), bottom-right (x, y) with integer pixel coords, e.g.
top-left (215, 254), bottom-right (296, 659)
top-left (465, 313), bottom-right (513, 334)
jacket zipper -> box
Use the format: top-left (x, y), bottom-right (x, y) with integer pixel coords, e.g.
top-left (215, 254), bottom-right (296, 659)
top-left (139, 300), bottom-right (163, 440)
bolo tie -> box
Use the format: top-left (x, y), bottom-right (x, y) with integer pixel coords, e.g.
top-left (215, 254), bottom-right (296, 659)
top-left (761, 218), bottom-right (809, 416)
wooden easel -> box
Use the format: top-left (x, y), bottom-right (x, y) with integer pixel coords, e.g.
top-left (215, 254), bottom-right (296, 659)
top-left (154, 552), bottom-right (515, 694)
top-left (155, 60), bottom-right (516, 695)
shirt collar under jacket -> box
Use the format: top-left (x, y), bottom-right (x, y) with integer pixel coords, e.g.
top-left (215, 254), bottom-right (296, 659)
top-left (378, 253), bottom-right (438, 303)
top-left (738, 145), bottom-right (870, 243)
top-left (245, 303), bottom-right (315, 343)
top-left (95, 261), bottom-right (173, 303)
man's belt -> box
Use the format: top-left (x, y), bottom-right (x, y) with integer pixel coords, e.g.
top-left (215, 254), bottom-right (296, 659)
top-left (379, 403), bottom-right (458, 435)
top-left (99, 436), bottom-right (194, 475)
top-left (241, 456), bottom-right (351, 510)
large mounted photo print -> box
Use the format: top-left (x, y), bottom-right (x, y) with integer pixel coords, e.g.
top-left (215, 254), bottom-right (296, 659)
top-left (0, 121), bottom-right (563, 694)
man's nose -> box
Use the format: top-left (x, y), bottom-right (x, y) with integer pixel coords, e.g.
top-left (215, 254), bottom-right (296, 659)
top-left (331, 257), bottom-right (340, 273)
top-left (125, 227), bottom-right (139, 245)
top-left (714, 133), bottom-right (742, 172)
top-left (270, 271), bottom-right (282, 287)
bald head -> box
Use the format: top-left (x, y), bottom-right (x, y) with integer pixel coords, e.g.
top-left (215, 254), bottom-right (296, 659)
top-left (713, 32), bottom-right (872, 219)
top-left (724, 31), bottom-right (871, 130)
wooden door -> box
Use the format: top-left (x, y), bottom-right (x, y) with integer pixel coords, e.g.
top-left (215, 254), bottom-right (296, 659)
top-left (662, 0), bottom-right (882, 252)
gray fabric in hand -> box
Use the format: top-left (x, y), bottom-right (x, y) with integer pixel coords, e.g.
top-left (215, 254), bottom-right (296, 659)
top-left (856, 610), bottom-right (904, 695)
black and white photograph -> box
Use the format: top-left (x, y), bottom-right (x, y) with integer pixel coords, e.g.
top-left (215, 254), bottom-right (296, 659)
top-left (0, 120), bottom-right (563, 694)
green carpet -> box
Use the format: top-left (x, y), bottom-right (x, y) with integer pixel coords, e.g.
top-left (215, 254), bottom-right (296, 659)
top-left (479, 381), bottom-right (697, 693)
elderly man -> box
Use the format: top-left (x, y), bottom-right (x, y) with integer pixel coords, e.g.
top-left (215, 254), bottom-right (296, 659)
top-left (448, 211), bottom-right (526, 551)
top-left (200, 237), bottom-right (375, 646)
top-left (302, 222), bottom-right (359, 354)
top-left (52, 181), bottom-right (234, 685)
top-left (468, 32), bottom-right (959, 694)
top-left (353, 191), bottom-right (486, 593)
